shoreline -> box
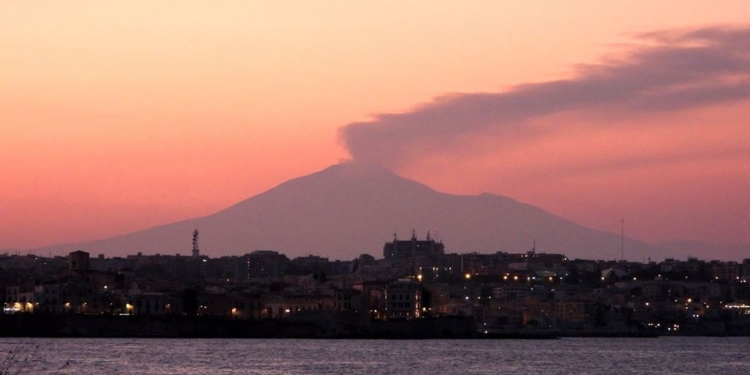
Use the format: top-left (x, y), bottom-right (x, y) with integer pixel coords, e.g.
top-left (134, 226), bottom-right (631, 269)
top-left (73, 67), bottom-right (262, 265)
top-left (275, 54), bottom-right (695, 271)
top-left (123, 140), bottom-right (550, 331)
top-left (2, 314), bottom-right (745, 339)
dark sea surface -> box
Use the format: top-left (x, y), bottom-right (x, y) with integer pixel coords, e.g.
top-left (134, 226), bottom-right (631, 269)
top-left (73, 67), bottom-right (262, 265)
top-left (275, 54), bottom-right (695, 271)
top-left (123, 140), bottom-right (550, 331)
top-left (1, 337), bottom-right (749, 374)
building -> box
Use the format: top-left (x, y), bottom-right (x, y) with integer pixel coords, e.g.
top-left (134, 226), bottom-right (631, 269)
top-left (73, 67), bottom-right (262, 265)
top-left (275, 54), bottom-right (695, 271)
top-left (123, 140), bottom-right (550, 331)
top-left (492, 285), bottom-right (531, 300)
top-left (383, 230), bottom-right (444, 260)
top-left (385, 279), bottom-right (422, 319)
top-left (265, 295), bottom-right (329, 319)
top-left (69, 250), bottom-right (90, 272)
top-left (246, 250), bottom-right (289, 280)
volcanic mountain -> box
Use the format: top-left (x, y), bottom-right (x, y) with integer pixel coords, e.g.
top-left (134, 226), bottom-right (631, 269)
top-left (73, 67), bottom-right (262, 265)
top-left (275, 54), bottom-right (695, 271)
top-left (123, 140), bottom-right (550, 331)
top-left (33, 162), bottom-right (662, 260)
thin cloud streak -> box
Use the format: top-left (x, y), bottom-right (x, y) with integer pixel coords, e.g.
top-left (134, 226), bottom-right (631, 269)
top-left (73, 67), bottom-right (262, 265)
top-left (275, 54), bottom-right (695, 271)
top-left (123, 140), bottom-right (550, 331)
top-left (338, 26), bottom-right (750, 168)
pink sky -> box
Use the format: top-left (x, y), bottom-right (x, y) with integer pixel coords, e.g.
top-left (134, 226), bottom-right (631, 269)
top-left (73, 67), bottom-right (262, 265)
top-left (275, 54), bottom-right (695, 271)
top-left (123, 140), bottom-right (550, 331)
top-left (2, 1), bottom-right (749, 254)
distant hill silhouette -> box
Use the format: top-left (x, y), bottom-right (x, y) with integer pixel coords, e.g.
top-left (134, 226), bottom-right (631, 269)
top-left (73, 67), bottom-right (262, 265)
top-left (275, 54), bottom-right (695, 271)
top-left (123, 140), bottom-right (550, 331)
top-left (31, 162), bottom-right (662, 260)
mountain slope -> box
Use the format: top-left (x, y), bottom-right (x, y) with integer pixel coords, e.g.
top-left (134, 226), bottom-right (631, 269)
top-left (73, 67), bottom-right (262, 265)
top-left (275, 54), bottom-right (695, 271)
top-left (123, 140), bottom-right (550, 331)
top-left (32, 163), bottom-right (662, 260)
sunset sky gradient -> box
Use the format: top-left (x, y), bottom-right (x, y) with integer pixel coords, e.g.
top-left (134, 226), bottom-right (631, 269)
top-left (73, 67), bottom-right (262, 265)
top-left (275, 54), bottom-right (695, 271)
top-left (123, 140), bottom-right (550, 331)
top-left (2, 1), bottom-right (749, 256)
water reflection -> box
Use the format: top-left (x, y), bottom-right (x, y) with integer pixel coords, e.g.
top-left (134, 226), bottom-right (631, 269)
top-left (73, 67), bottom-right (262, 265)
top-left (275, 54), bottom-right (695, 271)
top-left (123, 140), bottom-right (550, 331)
top-left (0, 337), bottom-right (749, 375)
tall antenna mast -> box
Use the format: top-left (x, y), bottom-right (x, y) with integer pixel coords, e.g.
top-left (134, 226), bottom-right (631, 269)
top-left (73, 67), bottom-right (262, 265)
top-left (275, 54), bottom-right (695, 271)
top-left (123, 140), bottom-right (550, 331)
top-left (620, 219), bottom-right (624, 260)
top-left (192, 229), bottom-right (200, 258)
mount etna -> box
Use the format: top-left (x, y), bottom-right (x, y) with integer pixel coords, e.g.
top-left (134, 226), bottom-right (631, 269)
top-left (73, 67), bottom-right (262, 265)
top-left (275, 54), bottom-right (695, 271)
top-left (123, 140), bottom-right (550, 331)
top-left (30, 162), bottom-right (662, 261)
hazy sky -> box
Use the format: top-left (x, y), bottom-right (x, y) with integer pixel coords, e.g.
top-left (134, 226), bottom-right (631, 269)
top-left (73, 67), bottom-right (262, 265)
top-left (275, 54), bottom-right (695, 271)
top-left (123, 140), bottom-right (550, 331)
top-left (2, 1), bottom-right (749, 252)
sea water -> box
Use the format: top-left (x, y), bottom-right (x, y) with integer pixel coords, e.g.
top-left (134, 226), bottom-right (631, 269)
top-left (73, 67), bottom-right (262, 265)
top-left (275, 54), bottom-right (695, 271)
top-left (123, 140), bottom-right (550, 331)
top-left (1, 337), bottom-right (749, 375)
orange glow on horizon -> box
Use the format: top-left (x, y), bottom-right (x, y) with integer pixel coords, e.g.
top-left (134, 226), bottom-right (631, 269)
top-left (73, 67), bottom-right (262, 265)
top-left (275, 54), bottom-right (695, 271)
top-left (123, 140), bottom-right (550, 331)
top-left (2, 1), bottom-right (750, 252)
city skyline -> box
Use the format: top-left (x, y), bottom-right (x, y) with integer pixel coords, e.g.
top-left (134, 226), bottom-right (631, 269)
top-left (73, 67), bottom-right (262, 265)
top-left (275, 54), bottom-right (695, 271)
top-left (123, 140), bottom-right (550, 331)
top-left (2, 2), bottom-right (749, 259)
top-left (3, 238), bottom-right (749, 339)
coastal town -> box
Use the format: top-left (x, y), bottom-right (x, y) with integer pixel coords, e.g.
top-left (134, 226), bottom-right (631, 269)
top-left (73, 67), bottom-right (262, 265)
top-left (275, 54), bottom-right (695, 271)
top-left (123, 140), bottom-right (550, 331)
top-left (2, 231), bottom-right (750, 337)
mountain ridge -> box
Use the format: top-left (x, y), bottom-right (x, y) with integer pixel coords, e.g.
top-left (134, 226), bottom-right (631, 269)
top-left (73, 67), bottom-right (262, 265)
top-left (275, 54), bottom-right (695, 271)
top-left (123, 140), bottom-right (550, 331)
top-left (25, 162), bottom-right (663, 260)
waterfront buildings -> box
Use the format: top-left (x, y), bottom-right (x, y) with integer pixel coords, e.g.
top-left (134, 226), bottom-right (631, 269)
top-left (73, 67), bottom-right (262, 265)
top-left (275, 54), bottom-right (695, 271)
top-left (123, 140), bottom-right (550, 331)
top-left (1, 239), bottom-right (749, 335)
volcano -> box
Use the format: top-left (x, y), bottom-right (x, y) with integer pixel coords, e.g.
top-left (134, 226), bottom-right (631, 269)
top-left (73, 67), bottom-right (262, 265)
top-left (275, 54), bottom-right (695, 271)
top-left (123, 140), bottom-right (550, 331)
top-left (32, 162), bottom-right (661, 260)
